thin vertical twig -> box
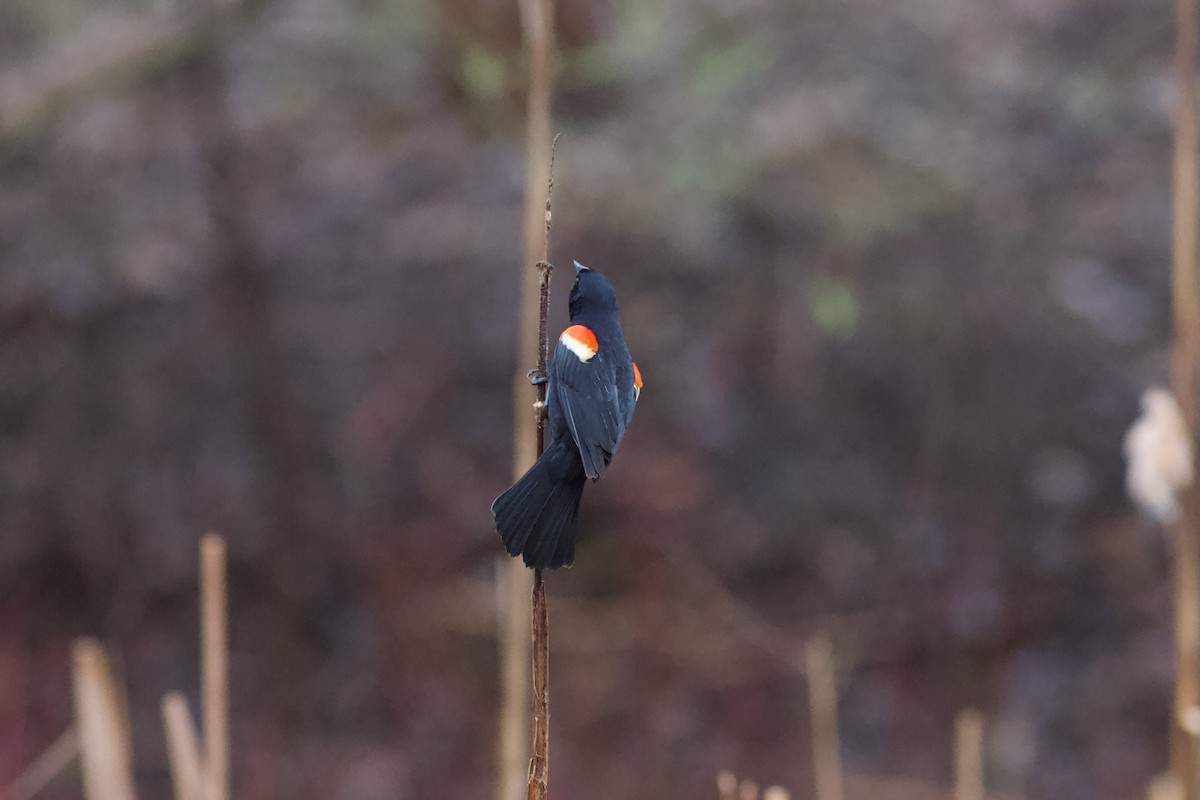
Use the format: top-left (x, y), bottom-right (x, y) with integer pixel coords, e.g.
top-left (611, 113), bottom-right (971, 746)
top-left (526, 136), bottom-right (558, 800)
top-left (954, 708), bottom-right (985, 800)
top-left (72, 639), bottom-right (136, 800)
top-left (162, 693), bottom-right (207, 800)
top-left (805, 633), bottom-right (843, 800)
top-left (201, 534), bottom-right (228, 800)
top-left (1172, 0), bottom-right (1200, 793)
top-left (527, 570), bottom-right (550, 800)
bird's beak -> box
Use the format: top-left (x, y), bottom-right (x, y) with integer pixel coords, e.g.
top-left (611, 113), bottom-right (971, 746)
top-left (573, 260), bottom-right (590, 274)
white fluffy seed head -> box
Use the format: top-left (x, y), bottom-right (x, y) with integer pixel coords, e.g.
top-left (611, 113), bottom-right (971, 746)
top-left (1124, 387), bottom-right (1194, 525)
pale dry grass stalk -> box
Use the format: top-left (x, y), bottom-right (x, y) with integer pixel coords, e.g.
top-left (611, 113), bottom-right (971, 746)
top-left (954, 708), bottom-right (985, 800)
top-left (497, 560), bottom-right (531, 800)
top-left (6, 729), bottom-right (79, 800)
top-left (162, 693), bottom-right (206, 800)
top-left (1151, 773), bottom-right (1186, 800)
top-left (494, 0), bottom-right (557, 799)
top-left (1174, 0), bottom-right (1200, 417)
top-left (498, 0), bottom-right (556, 795)
top-left (201, 533), bottom-right (229, 800)
top-left (717, 770), bottom-right (738, 800)
top-left (1170, 0), bottom-right (1200, 792)
top-left (806, 633), bottom-right (844, 800)
top-left (717, 774), bottom-right (790, 800)
top-left (72, 638), bottom-right (136, 800)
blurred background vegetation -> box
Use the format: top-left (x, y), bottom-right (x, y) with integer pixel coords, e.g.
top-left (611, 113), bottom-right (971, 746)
top-left (0, 0), bottom-right (1181, 798)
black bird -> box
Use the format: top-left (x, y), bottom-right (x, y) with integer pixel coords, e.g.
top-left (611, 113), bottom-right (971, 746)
top-left (493, 261), bottom-right (642, 568)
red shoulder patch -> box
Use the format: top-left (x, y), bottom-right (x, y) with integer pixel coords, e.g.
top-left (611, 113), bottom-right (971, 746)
top-left (561, 325), bottom-right (598, 361)
top-left (633, 362), bottom-right (643, 399)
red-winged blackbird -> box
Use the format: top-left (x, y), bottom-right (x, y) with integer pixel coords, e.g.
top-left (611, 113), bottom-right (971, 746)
top-left (493, 261), bottom-right (642, 568)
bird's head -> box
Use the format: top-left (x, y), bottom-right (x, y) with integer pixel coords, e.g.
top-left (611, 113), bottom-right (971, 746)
top-left (568, 261), bottom-right (618, 319)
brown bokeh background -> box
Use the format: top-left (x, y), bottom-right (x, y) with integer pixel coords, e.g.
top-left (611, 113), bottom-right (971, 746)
top-left (0, 0), bottom-right (1179, 798)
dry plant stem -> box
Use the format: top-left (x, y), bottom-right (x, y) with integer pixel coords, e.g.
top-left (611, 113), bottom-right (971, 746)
top-left (7, 729), bottom-right (79, 800)
top-left (513, 0), bottom-right (555, 467)
top-left (523, 120), bottom-right (557, 800)
top-left (1175, 0), bottom-right (1200, 419)
top-left (522, 116), bottom-right (557, 800)
top-left (162, 693), bottom-right (207, 800)
top-left (498, 561), bottom-right (533, 800)
top-left (535, 139), bottom-right (559, 382)
top-left (1172, 0), bottom-right (1200, 793)
top-left (805, 634), bottom-right (844, 800)
top-left (738, 779), bottom-right (759, 800)
top-left (72, 639), bottom-right (137, 800)
top-left (716, 771), bottom-right (739, 800)
top-left (201, 534), bottom-right (229, 800)
top-left (497, 0), bottom-right (555, 798)
top-left (1151, 773), bottom-right (1187, 800)
top-left (527, 571), bottom-right (550, 800)
top-left (954, 709), bottom-right (985, 800)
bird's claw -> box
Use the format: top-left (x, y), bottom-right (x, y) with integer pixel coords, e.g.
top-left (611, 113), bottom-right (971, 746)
top-left (527, 368), bottom-right (548, 386)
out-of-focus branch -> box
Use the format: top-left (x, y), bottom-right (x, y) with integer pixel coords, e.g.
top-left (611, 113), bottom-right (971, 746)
top-left (717, 771), bottom-right (739, 800)
top-left (1170, 0), bottom-right (1200, 793)
top-left (201, 534), bottom-right (229, 800)
top-left (6, 729), bottom-right (79, 800)
top-left (497, 559), bottom-right (531, 800)
top-left (1175, 0), bottom-right (1200, 415)
top-left (0, 11), bottom-right (196, 145)
top-left (806, 634), bottom-right (843, 800)
top-left (498, 0), bottom-right (556, 799)
top-left (519, 0), bottom-right (555, 792)
top-left (72, 639), bottom-right (136, 800)
top-left (954, 709), bottom-right (984, 800)
top-left (0, 2), bottom-right (270, 152)
top-left (162, 693), bottom-right (206, 800)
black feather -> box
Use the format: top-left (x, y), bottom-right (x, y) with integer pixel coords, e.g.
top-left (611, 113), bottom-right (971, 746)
top-left (492, 439), bottom-right (587, 568)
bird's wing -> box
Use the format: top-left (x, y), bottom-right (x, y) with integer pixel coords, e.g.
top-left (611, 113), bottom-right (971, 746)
top-left (552, 325), bottom-right (626, 480)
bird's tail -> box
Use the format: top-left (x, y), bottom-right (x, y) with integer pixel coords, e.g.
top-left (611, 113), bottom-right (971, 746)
top-left (492, 438), bottom-right (587, 569)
